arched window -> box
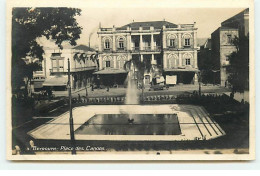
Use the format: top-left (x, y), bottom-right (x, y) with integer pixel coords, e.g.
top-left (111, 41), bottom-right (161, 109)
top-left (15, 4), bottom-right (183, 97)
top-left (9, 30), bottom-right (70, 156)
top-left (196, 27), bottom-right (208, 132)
top-left (167, 54), bottom-right (178, 68)
top-left (118, 38), bottom-right (124, 49)
top-left (182, 53), bottom-right (193, 66)
top-left (116, 36), bottom-right (126, 50)
top-left (167, 34), bottom-right (177, 48)
top-left (182, 33), bottom-right (192, 47)
top-left (102, 37), bottom-right (112, 50)
top-left (104, 39), bottom-right (110, 49)
top-left (117, 55), bottom-right (127, 69)
top-left (102, 56), bottom-right (113, 68)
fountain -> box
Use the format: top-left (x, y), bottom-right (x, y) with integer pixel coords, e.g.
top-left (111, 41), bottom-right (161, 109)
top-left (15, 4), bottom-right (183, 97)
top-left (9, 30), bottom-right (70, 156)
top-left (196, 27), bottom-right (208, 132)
top-left (125, 72), bottom-right (139, 123)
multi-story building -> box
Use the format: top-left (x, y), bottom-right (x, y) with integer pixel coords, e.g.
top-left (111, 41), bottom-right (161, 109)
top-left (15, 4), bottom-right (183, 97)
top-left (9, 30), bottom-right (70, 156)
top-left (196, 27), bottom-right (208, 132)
top-left (211, 8), bottom-right (249, 87)
top-left (40, 45), bottom-right (97, 91)
top-left (211, 27), bottom-right (239, 87)
top-left (96, 20), bottom-right (199, 86)
top-left (221, 8), bottom-right (249, 37)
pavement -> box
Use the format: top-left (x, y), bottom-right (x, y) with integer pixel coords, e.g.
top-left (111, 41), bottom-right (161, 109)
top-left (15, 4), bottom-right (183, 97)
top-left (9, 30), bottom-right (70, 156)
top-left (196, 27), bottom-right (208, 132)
top-left (53, 84), bottom-right (231, 98)
top-left (28, 104), bottom-right (225, 141)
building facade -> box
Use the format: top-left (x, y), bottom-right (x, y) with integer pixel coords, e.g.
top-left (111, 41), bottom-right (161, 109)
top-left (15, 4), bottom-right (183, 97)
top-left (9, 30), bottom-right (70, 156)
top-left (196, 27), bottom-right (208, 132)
top-left (96, 21), bottom-right (198, 86)
top-left (211, 8), bottom-right (249, 87)
top-left (40, 45), bottom-right (97, 91)
top-left (221, 8), bottom-right (249, 37)
top-left (211, 27), bottom-right (239, 87)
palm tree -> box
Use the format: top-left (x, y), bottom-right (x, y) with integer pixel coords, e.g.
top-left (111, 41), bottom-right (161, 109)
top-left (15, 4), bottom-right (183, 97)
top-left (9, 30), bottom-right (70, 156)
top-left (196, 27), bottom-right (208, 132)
top-left (90, 52), bottom-right (99, 70)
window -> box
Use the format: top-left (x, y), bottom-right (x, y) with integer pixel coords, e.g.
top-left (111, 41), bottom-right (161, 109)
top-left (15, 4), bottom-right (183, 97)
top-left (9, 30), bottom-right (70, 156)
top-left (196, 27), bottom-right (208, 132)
top-left (185, 38), bottom-right (190, 46)
top-left (227, 34), bottom-right (232, 44)
top-left (226, 56), bottom-right (229, 61)
top-left (170, 39), bottom-right (175, 47)
top-left (51, 53), bottom-right (64, 72)
top-left (118, 38), bottom-right (124, 49)
top-left (104, 39), bottom-right (110, 49)
top-left (58, 59), bottom-right (64, 69)
top-left (185, 58), bottom-right (191, 65)
top-left (106, 61), bottom-right (110, 67)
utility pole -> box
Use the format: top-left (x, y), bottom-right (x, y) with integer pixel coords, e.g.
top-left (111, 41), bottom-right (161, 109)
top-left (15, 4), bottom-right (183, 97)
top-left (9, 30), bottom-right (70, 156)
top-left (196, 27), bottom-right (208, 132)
top-left (67, 59), bottom-right (76, 155)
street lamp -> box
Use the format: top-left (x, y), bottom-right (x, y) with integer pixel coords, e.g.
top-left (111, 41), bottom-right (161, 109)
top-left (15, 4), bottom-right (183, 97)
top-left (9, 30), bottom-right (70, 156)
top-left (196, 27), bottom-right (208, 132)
top-left (67, 58), bottom-right (76, 155)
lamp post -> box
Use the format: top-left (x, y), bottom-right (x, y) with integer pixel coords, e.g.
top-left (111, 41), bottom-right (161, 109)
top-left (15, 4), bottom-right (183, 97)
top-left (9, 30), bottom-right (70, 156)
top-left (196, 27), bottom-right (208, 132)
top-left (67, 58), bottom-right (76, 155)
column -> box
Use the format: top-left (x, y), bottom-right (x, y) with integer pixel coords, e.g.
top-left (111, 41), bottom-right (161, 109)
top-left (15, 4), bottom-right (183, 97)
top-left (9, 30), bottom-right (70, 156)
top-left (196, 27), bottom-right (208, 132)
top-left (178, 33), bottom-right (182, 49)
top-left (140, 34), bottom-right (143, 50)
top-left (178, 53), bottom-right (182, 67)
top-left (113, 34), bottom-right (116, 51)
top-left (98, 35), bottom-right (102, 51)
top-left (194, 51), bottom-right (198, 68)
top-left (163, 53), bottom-right (167, 69)
top-left (194, 31), bottom-right (197, 48)
top-left (141, 54), bottom-right (143, 62)
top-left (151, 54), bottom-right (156, 65)
top-left (162, 32), bottom-right (167, 49)
top-left (127, 34), bottom-right (131, 51)
top-left (99, 56), bottom-right (103, 70)
top-left (114, 55), bottom-right (117, 68)
top-left (151, 34), bottom-right (154, 50)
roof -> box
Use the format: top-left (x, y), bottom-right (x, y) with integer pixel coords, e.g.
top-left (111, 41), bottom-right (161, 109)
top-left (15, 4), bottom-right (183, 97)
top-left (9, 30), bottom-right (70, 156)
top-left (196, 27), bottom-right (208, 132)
top-left (73, 45), bottom-right (96, 52)
top-left (93, 68), bottom-right (127, 75)
top-left (118, 21), bottom-right (178, 30)
top-left (44, 44), bottom-right (96, 52)
top-left (164, 67), bottom-right (199, 72)
top-left (42, 76), bottom-right (68, 87)
top-left (221, 8), bottom-right (249, 26)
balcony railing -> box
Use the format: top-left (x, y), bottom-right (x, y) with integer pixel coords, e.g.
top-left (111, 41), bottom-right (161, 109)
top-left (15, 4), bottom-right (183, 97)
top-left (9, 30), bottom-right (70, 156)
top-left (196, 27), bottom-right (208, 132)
top-left (117, 47), bottom-right (127, 52)
top-left (143, 46), bottom-right (151, 51)
top-left (154, 46), bottom-right (161, 51)
top-left (132, 47), bottom-right (140, 51)
top-left (50, 66), bottom-right (96, 73)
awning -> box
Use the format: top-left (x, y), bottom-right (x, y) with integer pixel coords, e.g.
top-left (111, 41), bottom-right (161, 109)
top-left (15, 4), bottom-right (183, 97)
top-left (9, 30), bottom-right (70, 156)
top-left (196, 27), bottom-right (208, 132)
top-left (164, 67), bottom-right (199, 72)
top-left (42, 76), bottom-right (68, 87)
top-left (93, 68), bottom-right (127, 75)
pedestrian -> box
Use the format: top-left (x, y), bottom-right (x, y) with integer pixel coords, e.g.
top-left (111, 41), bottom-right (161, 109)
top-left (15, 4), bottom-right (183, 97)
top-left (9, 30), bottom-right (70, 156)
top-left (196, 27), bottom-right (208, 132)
top-left (78, 94), bottom-right (81, 103)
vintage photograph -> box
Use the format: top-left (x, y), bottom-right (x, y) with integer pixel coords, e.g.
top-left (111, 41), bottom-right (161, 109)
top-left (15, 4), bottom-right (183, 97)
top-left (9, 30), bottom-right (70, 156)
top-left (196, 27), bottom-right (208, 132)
top-left (7, 0), bottom-right (254, 160)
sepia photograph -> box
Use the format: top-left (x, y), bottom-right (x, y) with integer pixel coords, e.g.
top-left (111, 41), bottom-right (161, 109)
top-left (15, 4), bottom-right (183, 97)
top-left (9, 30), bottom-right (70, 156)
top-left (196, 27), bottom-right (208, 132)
top-left (6, 0), bottom-right (255, 160)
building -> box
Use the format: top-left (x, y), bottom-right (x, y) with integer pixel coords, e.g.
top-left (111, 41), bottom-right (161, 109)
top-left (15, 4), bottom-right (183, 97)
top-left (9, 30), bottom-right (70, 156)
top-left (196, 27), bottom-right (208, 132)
top-left (96, 20), bottom-right (199, 86)
top-left (197, 38), bottom-right (218, 84)
top-left (211, 8), bottom-right (249, 87)
top-left (211, 27), bottom-right (239, 87)
top-left (221, 8), bottom-right (249, 37)
top-left (40, 45), bottom-right (97, 91)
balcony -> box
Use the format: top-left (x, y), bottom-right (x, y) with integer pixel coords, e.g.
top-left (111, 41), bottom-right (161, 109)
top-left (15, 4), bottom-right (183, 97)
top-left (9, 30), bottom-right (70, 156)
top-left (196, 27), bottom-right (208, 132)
top-left (50, 66), bottom-right (96, 73)
top-left (154, 46), bottom-right (161, 51)
top-left (143, 46), bottom-right (151, 51)
top-left (132, 47), bottom-right (140, 52)
top-left (117, 47), bottom-right (127, 52)
top-left (103, 48), bottom-right (112, 52)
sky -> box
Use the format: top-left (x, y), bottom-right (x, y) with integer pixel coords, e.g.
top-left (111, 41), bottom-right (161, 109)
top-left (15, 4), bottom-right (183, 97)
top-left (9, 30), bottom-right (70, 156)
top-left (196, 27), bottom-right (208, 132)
top-left (39, 8), bottom-right (246, 49)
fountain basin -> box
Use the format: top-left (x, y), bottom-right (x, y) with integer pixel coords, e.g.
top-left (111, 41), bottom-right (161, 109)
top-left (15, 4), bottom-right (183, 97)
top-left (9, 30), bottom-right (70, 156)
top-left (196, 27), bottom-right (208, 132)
top-left (28, 105), bottom-right (225, 141)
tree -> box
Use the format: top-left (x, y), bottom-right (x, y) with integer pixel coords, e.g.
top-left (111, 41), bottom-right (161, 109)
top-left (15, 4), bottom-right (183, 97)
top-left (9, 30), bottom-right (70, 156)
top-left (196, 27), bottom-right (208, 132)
top-left (226, 35), bottom-right (249, 93)
top-left (12, 8), bottom-right (82, 95)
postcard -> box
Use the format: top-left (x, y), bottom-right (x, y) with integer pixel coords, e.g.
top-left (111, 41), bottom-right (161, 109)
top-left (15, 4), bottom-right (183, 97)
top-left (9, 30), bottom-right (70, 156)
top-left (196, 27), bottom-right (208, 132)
top-left (6, 0), bottom-right (255, 160)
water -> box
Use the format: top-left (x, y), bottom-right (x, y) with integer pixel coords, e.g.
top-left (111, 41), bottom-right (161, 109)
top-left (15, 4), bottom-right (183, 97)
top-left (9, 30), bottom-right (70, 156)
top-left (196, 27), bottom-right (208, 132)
top-left (75, 114), bottom-right (181, 135)
top-left (125, 73), bottom-right (139, 105)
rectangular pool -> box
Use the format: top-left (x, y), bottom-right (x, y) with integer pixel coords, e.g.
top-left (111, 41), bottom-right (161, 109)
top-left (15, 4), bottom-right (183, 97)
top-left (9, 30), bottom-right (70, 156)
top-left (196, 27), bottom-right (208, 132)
top-left (75, 114), bottom-right (181, 135)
